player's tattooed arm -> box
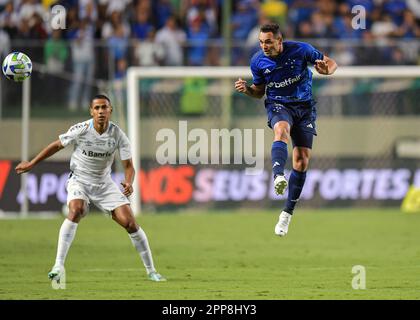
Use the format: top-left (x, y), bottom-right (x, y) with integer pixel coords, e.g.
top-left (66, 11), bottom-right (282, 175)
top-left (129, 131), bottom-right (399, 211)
top-left (315, 55), bottom-right (337, 75)
top-left (15, 139), bottom-right (64, 174)
top-left (234, 78), bottom-right (266, 99)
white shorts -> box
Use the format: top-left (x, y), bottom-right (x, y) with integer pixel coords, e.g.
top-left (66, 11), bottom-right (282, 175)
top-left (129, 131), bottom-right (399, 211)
top-left (66, 177), bottom-right (130, 214)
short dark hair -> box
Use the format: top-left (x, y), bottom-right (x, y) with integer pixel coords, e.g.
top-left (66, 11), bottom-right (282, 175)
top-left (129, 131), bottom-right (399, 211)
top-left (92, 94), bottom-right (111, 103)
top-left (260, 23), bottom-right (282, 38)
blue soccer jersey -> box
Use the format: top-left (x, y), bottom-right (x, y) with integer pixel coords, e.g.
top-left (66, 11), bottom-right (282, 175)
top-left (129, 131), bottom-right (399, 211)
top-left (250, 41), bottom-right (324, 104)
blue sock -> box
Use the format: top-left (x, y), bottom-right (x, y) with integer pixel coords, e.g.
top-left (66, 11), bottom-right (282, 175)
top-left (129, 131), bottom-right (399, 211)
top-left (284, 169), bottom-right (307, 215)
top-left (271, 141), bottom-right (288, 178)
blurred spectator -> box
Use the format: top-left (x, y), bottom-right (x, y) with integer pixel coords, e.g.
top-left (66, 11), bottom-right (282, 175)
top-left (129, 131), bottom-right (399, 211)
top-left (310, 11), bottom-right (335, 38)
top-left (155, 15), bottom-right (186, 66)
top-left (103, 0), bottom-right (132, 16)
top-left (134, 29), bottom-right (164, 66)
top-left (68, 19), bottom-right (95, 111)
top-left (186, 16), bottom-right (210, 65)
top-left (107, 22), bottom-right (129, 76)
top-left (153, 0), bottom-right (174, 29)
top-left (407, 0), bottom-right (420, 18)
top-left (231, 0), bottom-right (258, 65)
top-left (108, 23), bottom-right (129, 59)
top-left (393, 10), bottom-right (420, 38)
top-left (44, 29), bottom-right (68, 74)
top-left (260, 0), bottom-right (288, 28)
top-left (371, 14), bottom-right (397, 39)
top-left (383, 0), bottom-right (407, 25)
top-left (132, 5), bottom-right (154, 40)
top-left (330, 42), bottom-right (355, 66)
top-left (182, 0), bottom-right (218, 36)
top-left (78, 0), bottom-right (98, 22)
top-left (0, 1), bottom-right (19, 38)
top-left (287, 0), bottom-right (317, 33)
top-left (246, 13), bottom-right (271, 56)
top-left (317, 0), bottom-right (336, 16)
top-left (0, 29), bottom-right (10, 59)
top-left (101, 10), bottom-right (130, 39)
top-left (333, 11), bottom-right (363, 39)
top-left (44, 29), bottom-right (68, 106)
top-left (389, 47), bottom-right (411, 65)
top-left (231, 0), bottom-right (258, 41)
top-left (112, 57), bottom-right (127, 112)
top-left (63, 6), bottom-right (79, 39)
top-left (355, 31), bottom-right (388, 65)
top-left (17, 0), bottom-right (46, 23)
top-left (295, 19), bottom-right (315, 38)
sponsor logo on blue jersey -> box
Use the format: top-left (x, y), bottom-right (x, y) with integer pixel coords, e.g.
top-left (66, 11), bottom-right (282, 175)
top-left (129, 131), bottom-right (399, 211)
top-left (250, 41), bottom-right (323, 104)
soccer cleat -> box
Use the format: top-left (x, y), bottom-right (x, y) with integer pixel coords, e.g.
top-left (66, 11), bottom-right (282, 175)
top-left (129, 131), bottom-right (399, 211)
top-left (274, 211), bottom-right (292, 237)
top-left (48, 265), bottom-right (64, 281)
top-left (274, 175), bottom-right (288, 195)
top-left (148, 271), bottom-right (167, 282)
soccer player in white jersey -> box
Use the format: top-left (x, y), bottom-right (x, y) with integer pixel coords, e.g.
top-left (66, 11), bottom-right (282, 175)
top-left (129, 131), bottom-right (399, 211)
top-left (15, 94), bottom-right (166, 282)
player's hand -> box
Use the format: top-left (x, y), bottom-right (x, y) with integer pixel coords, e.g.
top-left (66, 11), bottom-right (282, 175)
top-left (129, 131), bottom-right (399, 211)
top-left (234, 78), bottom-right (248, 93)
top-left (120, 182), bottom-right (133, 197)
top-left (15, 161), bottom-right (33, 175)
top-left (315, 59), bottom-right (329, 75)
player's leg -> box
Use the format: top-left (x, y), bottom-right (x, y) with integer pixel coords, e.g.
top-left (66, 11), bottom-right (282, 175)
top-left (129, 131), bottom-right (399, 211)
top-left (285, 146), bottom-right (310, 214)
top-left (275, 147), bottom-right (311, 237)
top-left (49, 199), bottom-right (88, 280)
top-left (112, 205), bottom-right (166, 282)
top-left (272, 120), bottom-right (290, 195)
top-left (49, 177), bottom-right (89, 280)
top-left (275, 104), bottom-right (315, 237)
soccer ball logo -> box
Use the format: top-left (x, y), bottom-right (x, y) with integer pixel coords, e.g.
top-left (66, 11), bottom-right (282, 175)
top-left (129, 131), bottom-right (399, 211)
top-left (2, 52), bottom-right (32, 82)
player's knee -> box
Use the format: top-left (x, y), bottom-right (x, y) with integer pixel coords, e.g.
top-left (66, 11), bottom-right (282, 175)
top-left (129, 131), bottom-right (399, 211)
top-left (274, 127), bottom-right (289, 142)
top-left (294, 157), bottom-right (309, 171)
top-left (124, 220), bottom-right (138, 233)
top-left (114, 215), bottom-right (138, 233)
top-left (67, 205), bottom-right (86, 222)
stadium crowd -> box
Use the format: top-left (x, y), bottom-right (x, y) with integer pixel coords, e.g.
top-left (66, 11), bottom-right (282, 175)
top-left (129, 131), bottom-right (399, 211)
top-left (0, 0), bottom-right (419, 110)
top-left (1, 0), bottom-right (420, 65)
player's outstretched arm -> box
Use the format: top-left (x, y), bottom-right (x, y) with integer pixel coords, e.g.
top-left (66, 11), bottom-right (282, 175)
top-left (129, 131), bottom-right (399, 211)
top-left (315, 55), bottom-right (338, 75)
top-left (234, 78), bottom-right (266, 99)
top-left (120, 158), bottom-right (135, 197)
top-left (15, 139), bottom-right (64, 174)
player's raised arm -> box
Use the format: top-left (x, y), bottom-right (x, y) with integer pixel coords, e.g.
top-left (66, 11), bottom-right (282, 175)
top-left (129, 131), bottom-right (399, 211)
top-left (315, 55), bottom-right (338, 75)
top-left (15, 139), bottom-right (64, 174)
top-left (234, 78), bottom-right (266, 99)
top-left (120, 158), bottom-right (135, 197)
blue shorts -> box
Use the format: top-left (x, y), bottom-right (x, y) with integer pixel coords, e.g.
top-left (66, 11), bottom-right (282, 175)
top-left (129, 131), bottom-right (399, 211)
top-left (265, 100), bottom-right (317, 149)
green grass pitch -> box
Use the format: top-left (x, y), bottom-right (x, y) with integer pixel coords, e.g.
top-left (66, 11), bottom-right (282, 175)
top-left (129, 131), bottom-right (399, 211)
top-left (1, 208), bottom-right (419, 300)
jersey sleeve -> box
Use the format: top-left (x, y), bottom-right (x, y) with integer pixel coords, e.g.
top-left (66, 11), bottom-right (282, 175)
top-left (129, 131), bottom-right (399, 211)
top-left (58, 123), bottom-right (87, 147)
top-left (118, 130), bottom-right (132, 161)
top-left (302, 42), bottom-right (324, 64)
top-left (250, 56), bottom-right (265, 85)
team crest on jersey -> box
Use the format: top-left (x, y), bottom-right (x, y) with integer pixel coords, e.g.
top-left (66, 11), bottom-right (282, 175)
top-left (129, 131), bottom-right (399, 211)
top-left (107, 139), bottom-right (116, 148)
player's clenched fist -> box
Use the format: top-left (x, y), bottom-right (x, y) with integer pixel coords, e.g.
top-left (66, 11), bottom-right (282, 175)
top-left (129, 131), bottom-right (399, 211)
top-left (315, 59), bottom-right (329, 75)
top-left (234, 78), bottom-right (248, 93)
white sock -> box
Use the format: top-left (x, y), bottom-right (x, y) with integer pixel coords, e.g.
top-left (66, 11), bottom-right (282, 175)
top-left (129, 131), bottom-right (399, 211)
top-left (54, 218), bottom-right (78, 267)
top-left (128, 228), bottom-right (156, 274)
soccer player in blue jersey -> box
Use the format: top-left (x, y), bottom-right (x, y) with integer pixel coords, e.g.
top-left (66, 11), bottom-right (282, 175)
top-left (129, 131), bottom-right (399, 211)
top-left (235, 23), bottom-right (337, 237)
